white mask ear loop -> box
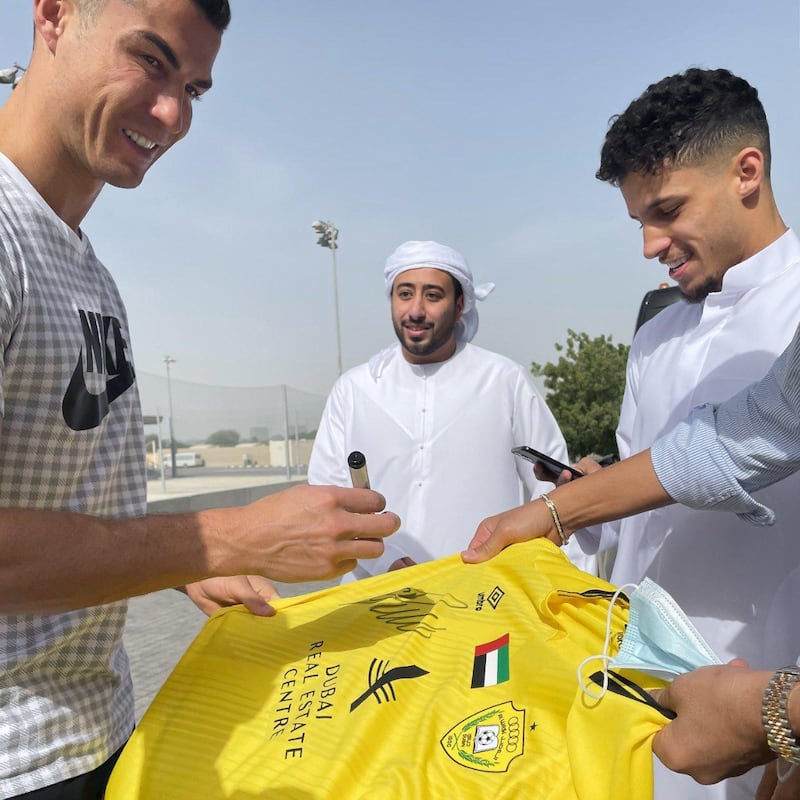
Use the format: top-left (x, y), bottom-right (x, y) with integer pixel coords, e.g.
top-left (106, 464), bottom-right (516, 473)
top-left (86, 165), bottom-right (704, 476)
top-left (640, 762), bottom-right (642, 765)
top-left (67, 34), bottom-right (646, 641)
top-left (577, 583), bottom-right (638, 701)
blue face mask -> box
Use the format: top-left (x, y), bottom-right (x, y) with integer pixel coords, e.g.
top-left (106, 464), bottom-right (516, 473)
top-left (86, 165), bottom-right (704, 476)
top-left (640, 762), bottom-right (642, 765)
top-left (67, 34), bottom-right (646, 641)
top-left (580, 578), bottom-right (722, 699)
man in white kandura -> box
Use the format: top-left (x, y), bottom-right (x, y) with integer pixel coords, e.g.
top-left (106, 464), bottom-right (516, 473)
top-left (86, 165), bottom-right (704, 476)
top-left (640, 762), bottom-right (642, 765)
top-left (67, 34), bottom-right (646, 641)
top-left (573, 68), bottom-right (800, 800)
top-left (308, 239), bottom-right (589, 581)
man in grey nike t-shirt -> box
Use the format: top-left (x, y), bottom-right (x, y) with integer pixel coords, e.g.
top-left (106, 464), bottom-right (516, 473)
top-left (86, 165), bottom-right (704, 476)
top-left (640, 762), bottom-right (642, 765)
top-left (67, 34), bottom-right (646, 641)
top-left (0, 2), bottom-right (398, 798)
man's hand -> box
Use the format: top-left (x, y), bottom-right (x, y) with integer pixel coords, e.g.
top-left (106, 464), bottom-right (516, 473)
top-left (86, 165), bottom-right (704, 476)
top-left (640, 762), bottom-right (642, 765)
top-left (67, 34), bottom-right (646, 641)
top-left (462, 499), bottom-right (558, 564)
top-left (183, 576), bottom-right (280, 617)
top-left (216, 484), bottom-right (401, 583)
top-left (573, 456), bottom-right (602, 476)
top-left (650, 661), bottom-right (774, 784)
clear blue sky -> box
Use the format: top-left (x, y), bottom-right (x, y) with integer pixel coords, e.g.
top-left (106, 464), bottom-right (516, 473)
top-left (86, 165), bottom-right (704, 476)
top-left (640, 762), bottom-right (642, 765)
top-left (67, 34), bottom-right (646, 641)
top-left (2, 1), bottom-right (800, 397)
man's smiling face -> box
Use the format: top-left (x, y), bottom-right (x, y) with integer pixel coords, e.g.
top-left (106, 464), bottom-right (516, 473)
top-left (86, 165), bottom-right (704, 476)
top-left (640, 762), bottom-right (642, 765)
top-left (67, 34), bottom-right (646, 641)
top-left (621, 161), bottom-right (749, 302)
top-left (391, 267), bottom-right (463, 364)
top-left (50, 0), bottom-right (221, 190)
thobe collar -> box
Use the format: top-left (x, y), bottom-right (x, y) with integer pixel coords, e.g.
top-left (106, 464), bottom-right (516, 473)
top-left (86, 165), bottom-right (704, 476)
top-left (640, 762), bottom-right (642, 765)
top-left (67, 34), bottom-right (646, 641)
top-left (711, 229), bottom-right (800, 302)
top-left (368, 340), bottom-right (467, 381)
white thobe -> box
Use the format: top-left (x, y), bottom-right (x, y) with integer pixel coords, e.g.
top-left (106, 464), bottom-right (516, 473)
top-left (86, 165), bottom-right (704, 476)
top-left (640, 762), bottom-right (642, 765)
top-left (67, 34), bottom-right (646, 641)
top-left (308, 341), bottom-right (582, 579)
top-left (576, 230), bottom-right (800, 800)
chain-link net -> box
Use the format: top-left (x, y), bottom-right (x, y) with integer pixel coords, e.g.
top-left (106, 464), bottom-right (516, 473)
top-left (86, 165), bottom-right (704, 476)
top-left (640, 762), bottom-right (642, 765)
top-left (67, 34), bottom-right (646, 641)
top-left (136, 371), bottom-right (326, 445)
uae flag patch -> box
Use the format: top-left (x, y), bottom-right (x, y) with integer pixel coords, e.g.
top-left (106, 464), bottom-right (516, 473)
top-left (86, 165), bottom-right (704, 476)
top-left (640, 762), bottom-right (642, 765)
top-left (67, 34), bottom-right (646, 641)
top-left (471, 633), bottom-right (510, 688)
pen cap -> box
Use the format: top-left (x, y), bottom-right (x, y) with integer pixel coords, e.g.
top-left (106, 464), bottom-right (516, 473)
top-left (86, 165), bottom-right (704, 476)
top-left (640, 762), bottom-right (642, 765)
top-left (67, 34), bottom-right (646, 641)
top-left (348, 451), bottom-right (366, 470)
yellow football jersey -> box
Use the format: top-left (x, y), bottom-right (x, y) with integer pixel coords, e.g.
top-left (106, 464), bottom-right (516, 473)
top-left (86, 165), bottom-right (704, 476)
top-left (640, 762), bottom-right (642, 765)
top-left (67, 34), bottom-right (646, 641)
top-left (107, 539), bottom-right (670, 799)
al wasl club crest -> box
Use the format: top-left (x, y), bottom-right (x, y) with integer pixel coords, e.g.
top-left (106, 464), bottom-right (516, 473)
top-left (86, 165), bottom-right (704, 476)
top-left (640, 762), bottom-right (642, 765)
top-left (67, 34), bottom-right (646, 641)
top-left (440, 701), bottom-right (525, 773)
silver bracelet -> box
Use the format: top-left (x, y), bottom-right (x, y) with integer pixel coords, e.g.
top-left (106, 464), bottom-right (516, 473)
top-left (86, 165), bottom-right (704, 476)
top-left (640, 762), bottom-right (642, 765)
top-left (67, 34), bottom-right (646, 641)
top-left (540, 493), bottom-right (568, 546)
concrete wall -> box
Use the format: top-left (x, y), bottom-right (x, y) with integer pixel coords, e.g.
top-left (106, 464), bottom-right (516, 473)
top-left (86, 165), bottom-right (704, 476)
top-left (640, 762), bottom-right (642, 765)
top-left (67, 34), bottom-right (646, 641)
top-left (269, 439), bottom-right (314, 468)
top-left (195, 444), bottom-right (270, 469)
top-left (147, 480), bottom-right (305, 514)
top-left (146, 441), bottom-right (315, 470)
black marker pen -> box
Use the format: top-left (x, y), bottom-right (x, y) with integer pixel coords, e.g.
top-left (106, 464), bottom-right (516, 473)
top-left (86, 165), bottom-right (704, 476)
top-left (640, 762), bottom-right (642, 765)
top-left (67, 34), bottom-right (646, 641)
top-left (348, 450), bottom-right (370, 489)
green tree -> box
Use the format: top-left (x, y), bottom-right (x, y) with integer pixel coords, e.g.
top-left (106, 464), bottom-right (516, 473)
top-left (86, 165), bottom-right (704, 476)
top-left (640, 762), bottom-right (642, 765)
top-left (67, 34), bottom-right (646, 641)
top-left (531, 329), bottom-right (629, 459)
top-left (206, 429), bottom-right (241, 447)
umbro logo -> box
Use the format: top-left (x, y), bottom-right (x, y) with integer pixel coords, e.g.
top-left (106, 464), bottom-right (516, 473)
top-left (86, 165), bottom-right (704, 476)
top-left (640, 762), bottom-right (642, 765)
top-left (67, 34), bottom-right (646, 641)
top-left (475, 585), bottom-right (505, 612)
top-left (62, 309), bottom-right (136, 431)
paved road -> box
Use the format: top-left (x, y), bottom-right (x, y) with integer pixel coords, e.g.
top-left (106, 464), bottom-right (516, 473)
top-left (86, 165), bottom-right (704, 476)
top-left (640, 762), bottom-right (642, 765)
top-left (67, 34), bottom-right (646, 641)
top-left (125, 474), bottom-right (287, 721)
top-left (124, 589), bottom-right (207, 722)
top-left (125, 473), bottom-right (321, 721)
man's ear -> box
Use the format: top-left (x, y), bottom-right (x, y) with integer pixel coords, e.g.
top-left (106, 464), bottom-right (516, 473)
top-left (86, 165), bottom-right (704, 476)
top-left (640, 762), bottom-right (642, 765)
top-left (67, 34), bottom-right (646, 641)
top-left (455, 292), bottom-right (464, 322)
top-left (33, 0), bottom-right (73, 54)
top-left (734, 147), bottom-right (766, 200)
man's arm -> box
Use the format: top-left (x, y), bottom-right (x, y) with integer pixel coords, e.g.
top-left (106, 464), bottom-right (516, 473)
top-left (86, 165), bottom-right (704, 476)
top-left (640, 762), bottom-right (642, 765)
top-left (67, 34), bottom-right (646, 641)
top-left (510, 367), bottom-right (601, 571)
top-left (464, 324), bottom-right (800, 563)
top-left (464, 342), bottom-right (664, 561)
top-left (463, 448), bottom-right (671, 560)
top-left (1, 484), bottom-right (399, 614)
top-left (652, 328), bottom-right (800, 523)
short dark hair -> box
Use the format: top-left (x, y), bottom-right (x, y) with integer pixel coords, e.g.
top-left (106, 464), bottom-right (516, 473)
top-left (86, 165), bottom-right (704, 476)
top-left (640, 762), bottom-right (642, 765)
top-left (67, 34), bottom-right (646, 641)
top-left (596, 68), bottom-right (770, 186)
top-left (191, 0), bottom-right (231, 32)
top-left (450, 274), bottom-right (463, 302)
top-left (77, 1), bottom-right (230, 32)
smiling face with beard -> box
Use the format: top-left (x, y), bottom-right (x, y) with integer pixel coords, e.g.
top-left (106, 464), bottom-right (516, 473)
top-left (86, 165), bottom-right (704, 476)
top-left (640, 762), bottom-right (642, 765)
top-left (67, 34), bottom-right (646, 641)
top-left (390, 268), bottom-right (464, 365)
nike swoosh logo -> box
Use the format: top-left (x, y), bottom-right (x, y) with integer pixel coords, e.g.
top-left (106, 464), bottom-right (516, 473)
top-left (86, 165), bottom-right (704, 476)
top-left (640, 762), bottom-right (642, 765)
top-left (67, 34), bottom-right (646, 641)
top-left (62, 348), bottom-right (136, 431)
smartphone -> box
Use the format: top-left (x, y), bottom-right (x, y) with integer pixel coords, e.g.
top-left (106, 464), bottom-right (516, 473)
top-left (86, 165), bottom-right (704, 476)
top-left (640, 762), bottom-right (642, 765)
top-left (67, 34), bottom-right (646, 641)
top-left (511, 446), bottom-right (583, 480)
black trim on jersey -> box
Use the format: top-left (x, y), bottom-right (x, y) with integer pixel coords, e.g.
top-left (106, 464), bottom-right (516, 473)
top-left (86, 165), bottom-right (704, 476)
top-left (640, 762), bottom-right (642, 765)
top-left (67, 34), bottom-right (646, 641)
top-left (588, 670), bottom-right (676, 720)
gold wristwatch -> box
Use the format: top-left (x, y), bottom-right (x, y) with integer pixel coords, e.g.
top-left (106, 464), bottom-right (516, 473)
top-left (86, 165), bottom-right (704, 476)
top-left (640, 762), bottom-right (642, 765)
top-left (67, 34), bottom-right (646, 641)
top-left (762, 666), bottom-right (800, 763)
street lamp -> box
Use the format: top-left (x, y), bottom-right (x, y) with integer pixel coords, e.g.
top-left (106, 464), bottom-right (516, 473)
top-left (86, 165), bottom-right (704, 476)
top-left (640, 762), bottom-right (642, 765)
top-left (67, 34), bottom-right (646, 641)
top-left (163, 355), bottom-right (177, 478)
top-left (0, 64), bottom-right (25, 89)
top-left (311, 220), bottom-right (343, 376)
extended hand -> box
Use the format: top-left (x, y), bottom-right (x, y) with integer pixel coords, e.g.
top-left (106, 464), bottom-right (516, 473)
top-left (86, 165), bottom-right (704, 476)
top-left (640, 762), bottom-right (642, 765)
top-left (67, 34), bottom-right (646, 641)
top-left (217, 484), bottom-right (401, 583)
top-left (461, 499), bottom-right (558, 564)
top-left (184, 575), bottom-right (280, 617)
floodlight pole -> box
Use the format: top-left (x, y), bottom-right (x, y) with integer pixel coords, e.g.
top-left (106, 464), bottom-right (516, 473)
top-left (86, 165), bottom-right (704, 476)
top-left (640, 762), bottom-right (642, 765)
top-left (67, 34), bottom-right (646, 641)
top-left (311, 220), bottom-right (343, 376)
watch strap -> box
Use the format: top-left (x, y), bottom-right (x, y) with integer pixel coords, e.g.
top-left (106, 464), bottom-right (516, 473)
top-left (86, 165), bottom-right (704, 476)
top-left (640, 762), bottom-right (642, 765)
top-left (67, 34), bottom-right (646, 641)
top-left (762, 666), bottom-right (800, 763)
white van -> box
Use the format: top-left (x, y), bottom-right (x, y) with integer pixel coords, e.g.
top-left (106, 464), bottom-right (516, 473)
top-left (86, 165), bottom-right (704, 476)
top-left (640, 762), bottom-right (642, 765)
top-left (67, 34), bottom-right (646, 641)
top-left (163, 452), bottom-right (205, 468)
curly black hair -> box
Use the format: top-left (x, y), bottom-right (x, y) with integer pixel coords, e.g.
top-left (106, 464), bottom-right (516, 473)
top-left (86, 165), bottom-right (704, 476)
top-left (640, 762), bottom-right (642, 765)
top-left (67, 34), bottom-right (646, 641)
top-left (596, 68), bottom-right (770, 186)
